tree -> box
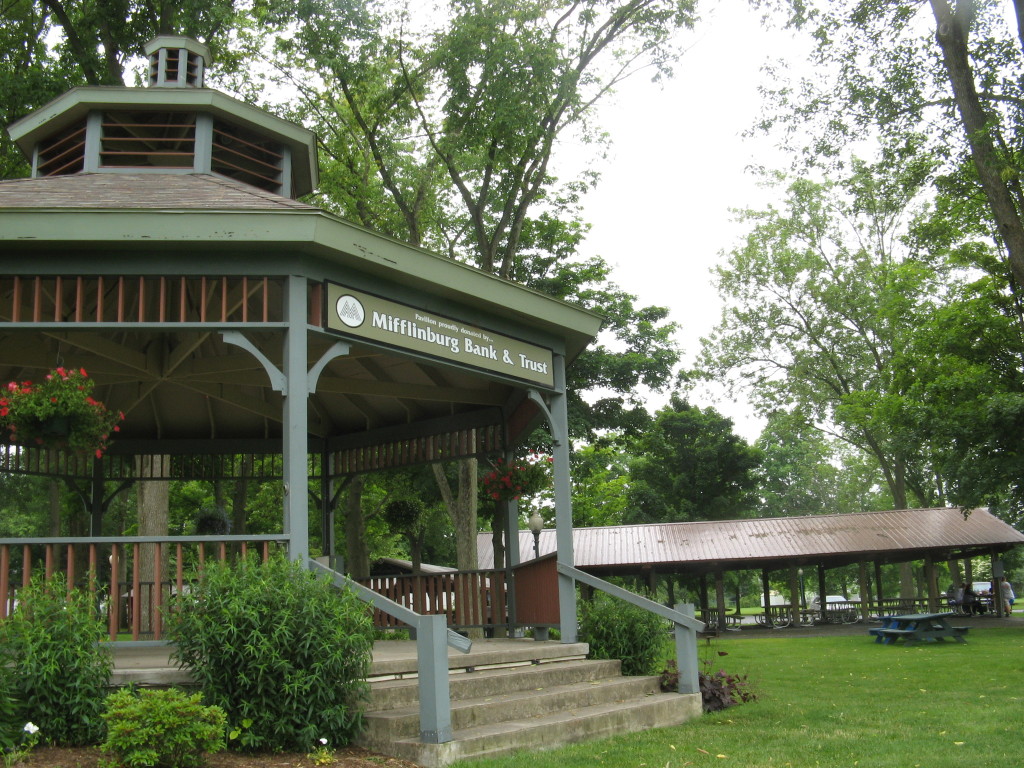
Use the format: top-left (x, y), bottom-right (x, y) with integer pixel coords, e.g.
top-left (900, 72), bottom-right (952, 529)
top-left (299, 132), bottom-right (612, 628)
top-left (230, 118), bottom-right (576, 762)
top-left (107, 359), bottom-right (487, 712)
top-left (698, 155), bottom-right (952, 512)
top-left (244, 0), bottom-right (694, 568)
top-left (627, 394), bottom-right (761, 522)
top-left (759, 0), bottom-right (1024, 289)
top-left (570, 442), bottom-right (632, 527)
top-left (896, 255), bottom-right (1024, 524)
top-left (6, 1), bottom-right (691, 572)
top-left (755, 410), bottom-right (893, 518)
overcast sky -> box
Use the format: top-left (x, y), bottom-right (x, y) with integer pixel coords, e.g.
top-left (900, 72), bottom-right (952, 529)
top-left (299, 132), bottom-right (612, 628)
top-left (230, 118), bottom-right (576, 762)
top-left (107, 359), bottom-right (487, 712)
top-left (566, 4), bottom-right (809, 440)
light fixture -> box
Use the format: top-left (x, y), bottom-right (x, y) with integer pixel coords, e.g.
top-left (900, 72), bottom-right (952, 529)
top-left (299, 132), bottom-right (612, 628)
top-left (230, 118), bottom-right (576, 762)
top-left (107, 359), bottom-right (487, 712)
top-left (528, 511), bottom-right (544, 558)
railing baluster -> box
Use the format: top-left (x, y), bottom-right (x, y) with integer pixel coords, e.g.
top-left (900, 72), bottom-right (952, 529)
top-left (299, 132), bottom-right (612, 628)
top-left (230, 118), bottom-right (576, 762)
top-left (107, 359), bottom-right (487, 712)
top-left (175, 543), bottom-right (184, 608)
top-left (0, 545), bottom-right (9, 619)
top-left (65, 543), bottom-right (75, 595)
top-left (131, 542), bottom-right (141, 640)
top-left (153, 542), bottom-right (162, 640)
top-left (109, 544), bottom-right (121, 641)
top-left (88, 543), bottom-right (98, 617)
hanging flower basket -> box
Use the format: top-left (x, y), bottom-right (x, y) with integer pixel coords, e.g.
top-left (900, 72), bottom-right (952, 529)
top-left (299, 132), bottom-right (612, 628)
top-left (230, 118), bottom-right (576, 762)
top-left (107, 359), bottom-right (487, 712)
top-left (0, 367), bottom-right (124, 457)
top-left (480, 453), bottom-right (552, 502)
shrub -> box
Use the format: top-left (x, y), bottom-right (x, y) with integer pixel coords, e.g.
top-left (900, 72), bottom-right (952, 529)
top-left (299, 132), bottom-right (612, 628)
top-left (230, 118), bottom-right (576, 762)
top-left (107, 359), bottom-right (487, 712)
top-left (660, 653), bottom-right (759, 711)
top-left (0, 576), bottom-right (111, 745)
top-left (101, 688), bottom-right (226, 768)
top-left (578, 592), bottom-right (667, 676)
top-left (165, 554), bottom-right (373, 752)
top-left (0, 675), bottom-right (21, 752)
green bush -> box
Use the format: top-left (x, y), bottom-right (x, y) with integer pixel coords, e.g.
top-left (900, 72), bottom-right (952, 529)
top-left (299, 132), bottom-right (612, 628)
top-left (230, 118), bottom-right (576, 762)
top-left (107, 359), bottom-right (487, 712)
top-left (101, 688), bottom-right (226, 768)
top-left (165, 555), bottom-right (373, 752)
top-left (0, 576), bottom-right (111, 745)
top-left (578, 592), bottom-right (667, 676)
top-left (0, 674), bottom-right (21, 752)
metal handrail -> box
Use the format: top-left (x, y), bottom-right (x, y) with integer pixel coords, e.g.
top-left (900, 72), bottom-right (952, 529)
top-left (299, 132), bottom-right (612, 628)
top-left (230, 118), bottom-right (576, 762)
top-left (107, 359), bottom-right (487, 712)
top-left (558, 562), bottom-right (703, 695)
top-left (308, 559), bottom-right (470, 745)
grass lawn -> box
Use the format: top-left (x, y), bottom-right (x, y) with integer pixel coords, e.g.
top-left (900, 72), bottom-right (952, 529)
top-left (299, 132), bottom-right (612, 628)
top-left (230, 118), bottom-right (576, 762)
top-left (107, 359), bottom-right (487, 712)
top-left (451, 627), bottom-right (1023, 768)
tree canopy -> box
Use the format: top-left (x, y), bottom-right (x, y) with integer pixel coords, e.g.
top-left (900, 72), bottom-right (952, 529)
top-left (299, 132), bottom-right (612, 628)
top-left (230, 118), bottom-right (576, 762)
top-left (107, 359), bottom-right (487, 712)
top-left (627, 394), bottom-right (761, 522)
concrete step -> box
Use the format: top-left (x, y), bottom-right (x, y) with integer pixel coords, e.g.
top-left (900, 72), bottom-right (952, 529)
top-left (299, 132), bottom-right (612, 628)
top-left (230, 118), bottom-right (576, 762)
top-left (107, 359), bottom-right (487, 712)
top-left (361, 690), bottom-right (702, 768)
top-left (367, 658), bottom-right (622, 712)
top-left (368, 639), bottom-right (590, 679)
top-left (362, 670), bottom-right (661, 740)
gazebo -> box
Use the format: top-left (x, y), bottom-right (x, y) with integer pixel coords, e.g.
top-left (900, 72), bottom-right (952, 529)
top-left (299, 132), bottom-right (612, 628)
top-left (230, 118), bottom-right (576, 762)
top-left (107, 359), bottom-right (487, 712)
top-left (0, 36), bottom-right (705, 751)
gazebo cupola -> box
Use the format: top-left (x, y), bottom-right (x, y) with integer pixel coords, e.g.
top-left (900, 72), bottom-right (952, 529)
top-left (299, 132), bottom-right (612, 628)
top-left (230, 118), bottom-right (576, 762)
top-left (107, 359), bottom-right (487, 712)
top-left (145, 35), bottom-right (209, 88)
top-left (6, 35), bottom-right (317, 198)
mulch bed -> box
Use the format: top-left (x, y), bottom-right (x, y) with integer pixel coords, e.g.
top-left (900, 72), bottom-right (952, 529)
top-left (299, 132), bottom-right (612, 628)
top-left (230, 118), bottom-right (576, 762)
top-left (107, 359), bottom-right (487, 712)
top-left (23, 746), bottom-right (422, 768)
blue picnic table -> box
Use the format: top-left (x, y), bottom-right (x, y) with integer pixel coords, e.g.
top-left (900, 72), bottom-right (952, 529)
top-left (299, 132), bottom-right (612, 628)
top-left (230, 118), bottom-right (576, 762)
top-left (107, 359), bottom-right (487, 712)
top-left (868, 612), bottom-right (969, 645)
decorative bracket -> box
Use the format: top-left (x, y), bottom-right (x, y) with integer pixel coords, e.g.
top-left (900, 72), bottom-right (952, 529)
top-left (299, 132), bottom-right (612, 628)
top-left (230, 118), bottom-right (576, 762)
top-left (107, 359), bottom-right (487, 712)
top-left (222, 331), bottom-right (287, 394)
top-left (307, 341), bottom-right (351, 393)
top-left (222, 334), bottom-right (351, 397)
top-left (526, 388), bottom-right (561, 447)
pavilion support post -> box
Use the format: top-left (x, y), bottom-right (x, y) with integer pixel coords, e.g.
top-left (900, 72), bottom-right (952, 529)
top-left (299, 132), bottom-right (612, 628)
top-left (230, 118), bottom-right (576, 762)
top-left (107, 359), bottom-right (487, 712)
top-left (874, 561), bottom-right (885, 614)
top-left (858, 562), bottom-right (870, 621)
top-left (714, 570), bottom-right (727, 632)
top-left (760, 569), bottom-right (773, 628)
top-left (816, 565), bottom-right (826, 612)
top-left (550, 354), bottom-right (576, 643)
top-left (283, 274), bottom-right (309, 562)
top-left (923, 556), bottom-right (939, 612)
top-left (787, 567), bottom-right (800, 626)
top-left (991, 550), bottom-right (1005, 617)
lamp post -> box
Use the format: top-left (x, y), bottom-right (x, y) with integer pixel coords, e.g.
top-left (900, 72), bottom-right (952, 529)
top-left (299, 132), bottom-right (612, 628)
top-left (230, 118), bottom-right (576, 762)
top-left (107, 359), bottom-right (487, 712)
top-left (528, 511), bottom-right (544, 559)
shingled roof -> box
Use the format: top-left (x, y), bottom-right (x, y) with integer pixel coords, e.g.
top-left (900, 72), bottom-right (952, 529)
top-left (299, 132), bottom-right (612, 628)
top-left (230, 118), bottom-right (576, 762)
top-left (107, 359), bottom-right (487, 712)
top-left (0, 173), bottom-right (317, 210)
top-left (480, 508), bottom-right (1024, 575)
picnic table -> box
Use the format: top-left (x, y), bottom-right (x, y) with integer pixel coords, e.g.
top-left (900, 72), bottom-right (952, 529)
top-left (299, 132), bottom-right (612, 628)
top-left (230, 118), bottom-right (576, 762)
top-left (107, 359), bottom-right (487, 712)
top-left (869, 612), bottom-right (969, 645)
top-left (751, 605), bottom-right (817, 628)
top-left (700, 608), bottom-right (743, 629)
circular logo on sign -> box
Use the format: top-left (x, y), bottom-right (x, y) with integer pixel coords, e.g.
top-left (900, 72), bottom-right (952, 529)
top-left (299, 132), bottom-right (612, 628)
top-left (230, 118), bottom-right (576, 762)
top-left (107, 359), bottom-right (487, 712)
top-left (335, 295), bottom-right (365, 328)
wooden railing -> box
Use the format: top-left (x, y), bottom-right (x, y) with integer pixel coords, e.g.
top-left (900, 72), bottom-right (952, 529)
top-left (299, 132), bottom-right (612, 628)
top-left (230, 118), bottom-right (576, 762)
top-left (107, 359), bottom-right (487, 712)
top-left (357, 569), bottom-right (508, 632)
top-left (0, 535), bottom-right (288, 642)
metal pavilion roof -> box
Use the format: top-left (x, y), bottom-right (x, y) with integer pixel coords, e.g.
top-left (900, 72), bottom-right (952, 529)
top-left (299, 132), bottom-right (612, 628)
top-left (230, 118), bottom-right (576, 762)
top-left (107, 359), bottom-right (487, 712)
top-left (480, 508), bottom-right (1024, 575)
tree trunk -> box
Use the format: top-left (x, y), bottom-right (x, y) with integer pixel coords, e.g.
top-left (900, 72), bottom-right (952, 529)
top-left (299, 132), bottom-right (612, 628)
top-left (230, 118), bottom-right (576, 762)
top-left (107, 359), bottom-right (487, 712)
top-left (432, 458), bottom-right (479, 571)
top-left (343, 475), bottom-right (370, 580)
top-left (136, 455), bottom-right (169, 635)
top-left (433, 458), bottom-right (482, 639)
top-left (930, 0), bottom-right (1024, 289)
top-left (491, 506), bottom-right (505, 570)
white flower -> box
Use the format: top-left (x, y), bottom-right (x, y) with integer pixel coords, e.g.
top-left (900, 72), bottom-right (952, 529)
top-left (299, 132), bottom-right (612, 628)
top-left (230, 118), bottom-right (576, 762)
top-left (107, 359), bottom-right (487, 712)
top-left (23, 723), bottom-right (39, 735)
top-left (319, 738), bottom-right (328, 746)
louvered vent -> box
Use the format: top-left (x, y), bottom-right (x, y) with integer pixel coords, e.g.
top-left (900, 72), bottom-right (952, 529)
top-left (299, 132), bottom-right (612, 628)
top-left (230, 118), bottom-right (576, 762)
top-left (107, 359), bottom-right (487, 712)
top-left (212, 120), bottom-right (284, 193)
top-left (100, 112), bottom-right (197, 168)
top-left (36, 120), bottom-right (87, 176)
